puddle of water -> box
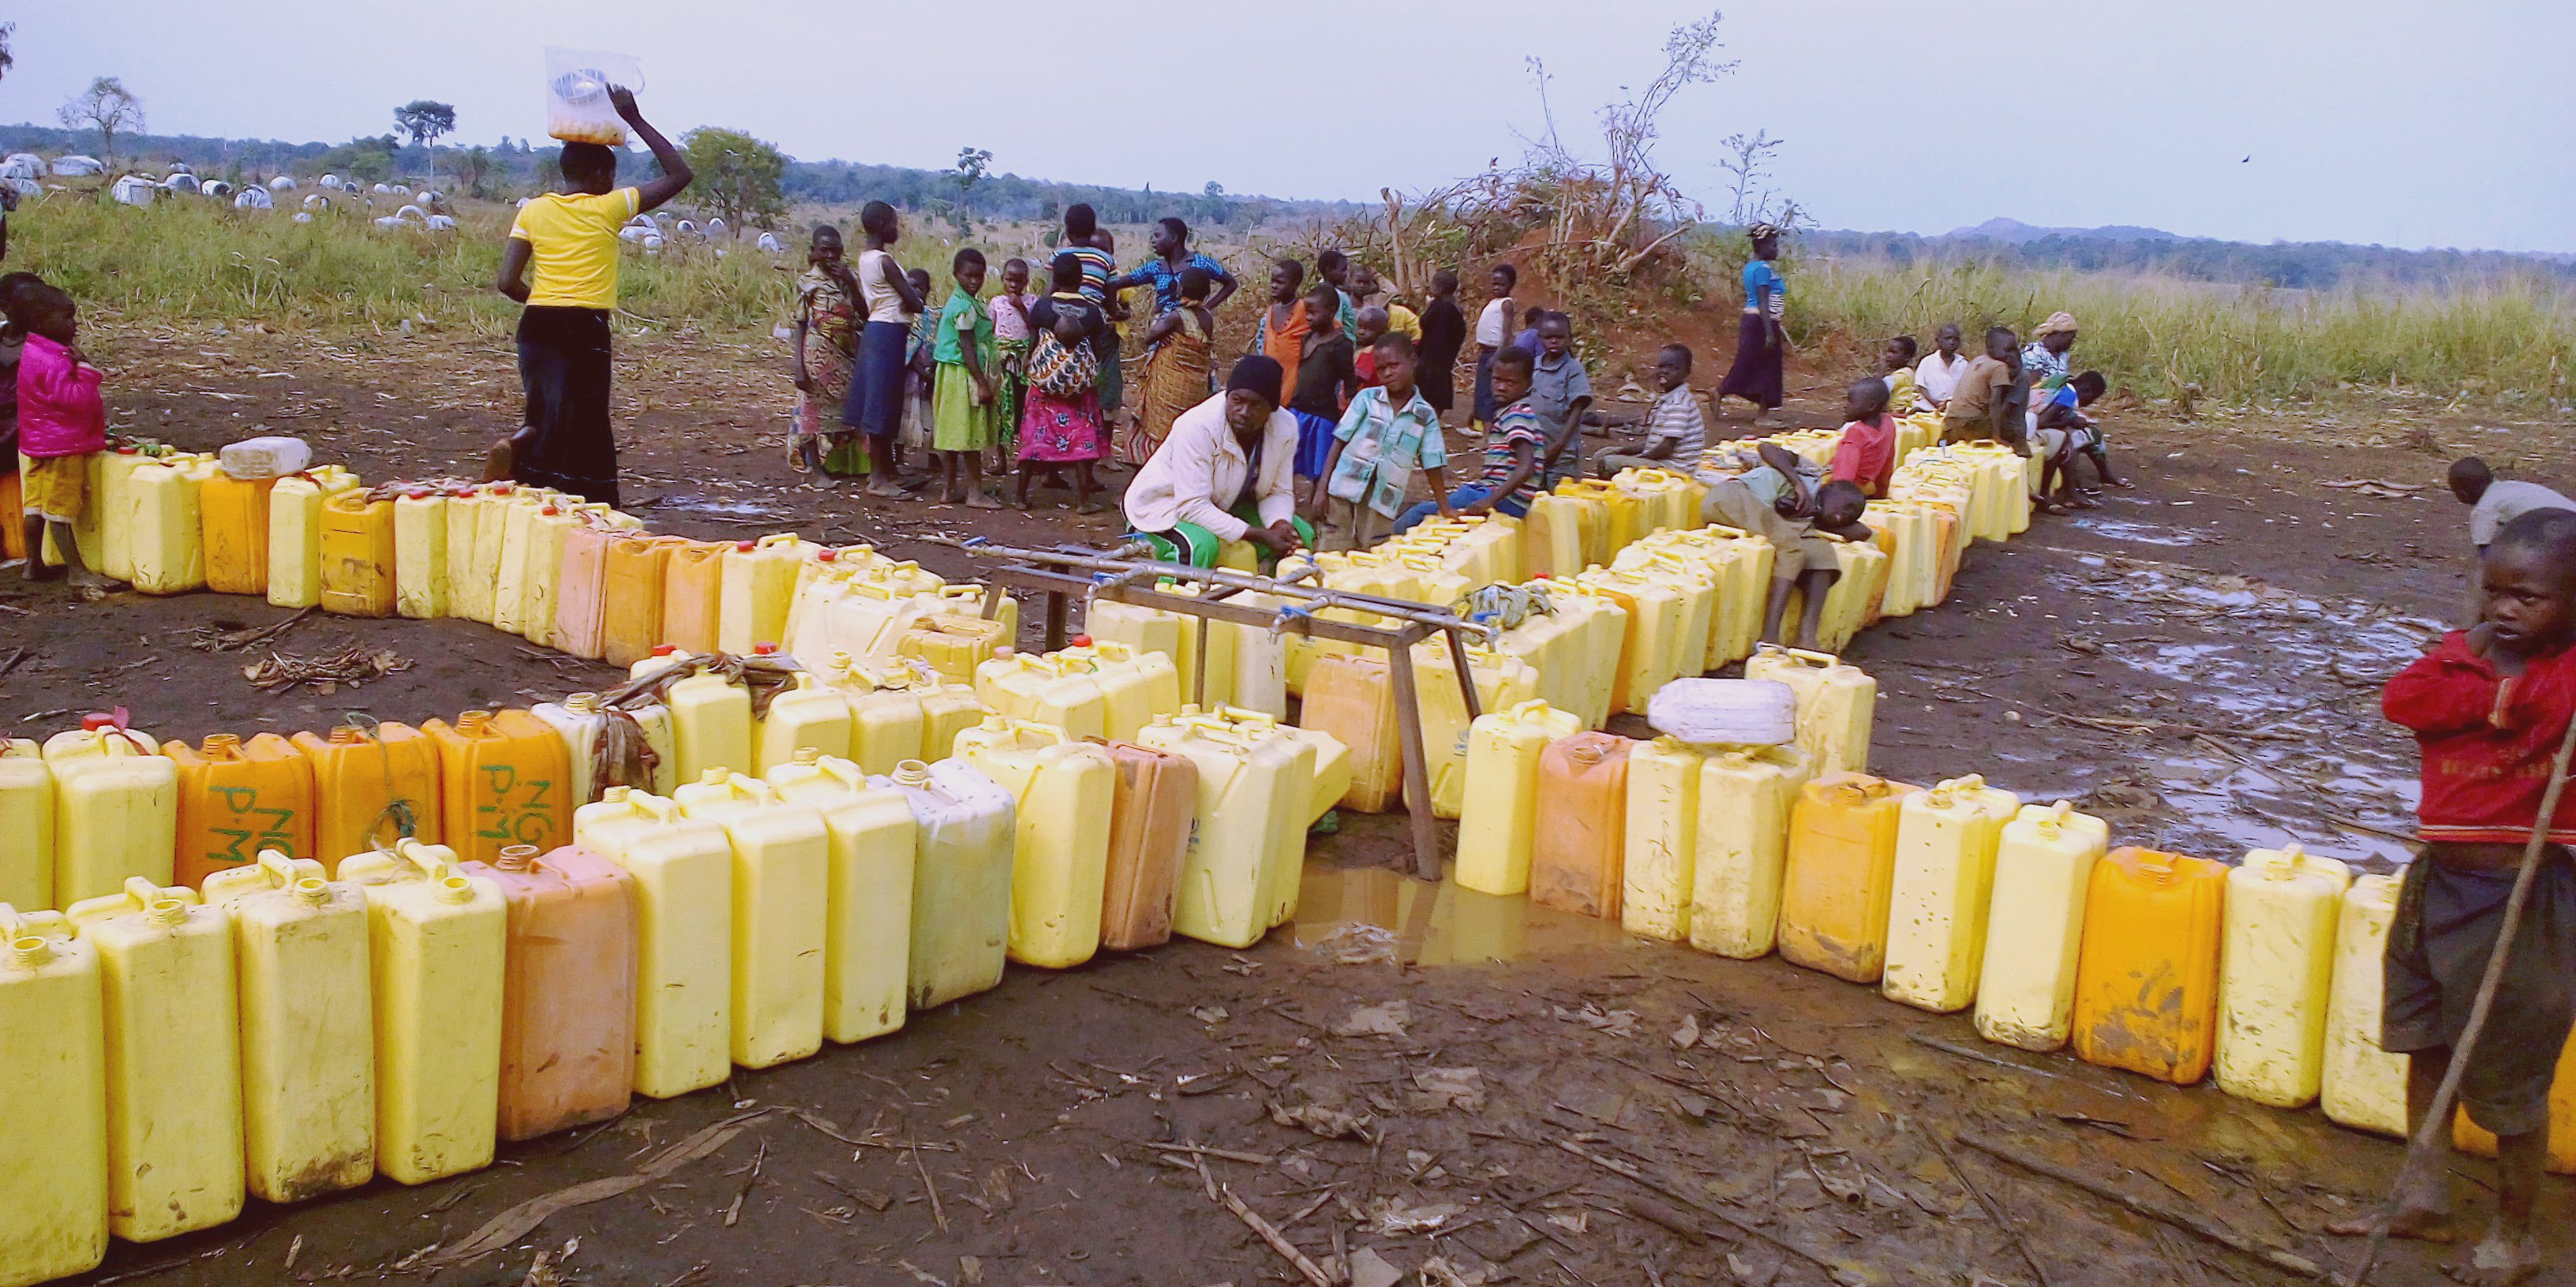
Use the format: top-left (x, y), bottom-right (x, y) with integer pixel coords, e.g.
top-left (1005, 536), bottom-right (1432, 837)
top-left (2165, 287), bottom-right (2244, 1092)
top-left (648, 494), bottom-right (789, 519)
top-left (2069, 515), bottom-right (2198, 547)
top-left (1293, 862), bottom-right (1638, 967)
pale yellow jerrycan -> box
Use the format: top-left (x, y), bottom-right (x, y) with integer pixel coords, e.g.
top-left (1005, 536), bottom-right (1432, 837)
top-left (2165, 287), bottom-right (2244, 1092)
top-left (886, 758), bottom-right (1017, 1009)
top-left (1058, 639), bottom-right (1182, 742)
top-left (754, 673), bottom-right (856, 776)
top-left (1743, 645), bottom-right (1877, 776)
top-left (1411, 641), bottom-right (1543, 818)
top-left (913, 675), bottom-right (993, 763)
top-left (669, 666), bottom-right (754, 786)
top-left (955, 717), bottom-right (1117, 969)
top-left (65, 877), bottom-right (244, 1240)
top-left (266, 466), bottom-right (361, 609)
top-left (488, 488), bottom-right (545, 636)
top-left (92, 444), bottom-right (160, 582)
top-left (1971, 801), bottom-right (2110, 1052)
top-left (1453, 700), bottom-right (1584, 897)
top-left (1879, 775), bottom-right (2023, 1013)
top-left (513, 503), bottom-right (581, 647)
top-left (443, 484), bottom-right (497, 624)
top-left (200, 851), bottom-right (376, 1203)
top-left (45, 718), bottom-right (179, 905)
top-left (338, 840), bottom-right (505, 1184)
top-left (765, 752), bottom-right (918, 1044)
top-left (1575, 566), bottom-right (1692, 716)
top-left (2321, 874), bottom-right (2409, 1138)
top-left (1197, 707), bottom-right (1320, 929)
top-left (976, 649), bottom-right (1110, 742)
top-left (0, 740), bottom-right (54, 911)
top-left (0, 905), bottom-right (108, 1285)
top-left (2215, 842), bottom-right (2353, 1109)
top-left (572, 788), bottom-right (732, 1098)
top-left (837, 660), bottom-right (930, 776)
top-left (672, 771), bottom-right (829, 1068)
top-left (391, 487), bottom-right (450, 619)
top-left (720, 534), bottom-right (817, 655)
top-left (1134, 716), bottom-right (1294, 948)
top-left (1687, 743), bottom-right (1812, 960)
top-left (534, 693), bottom-right (612, 807)
top-left (1622, 736), bottom-right (1705, 942)
top-left (125, 454), bottom-right (219, 595)
top-left (1084, 593), bottom-right (1193, 697)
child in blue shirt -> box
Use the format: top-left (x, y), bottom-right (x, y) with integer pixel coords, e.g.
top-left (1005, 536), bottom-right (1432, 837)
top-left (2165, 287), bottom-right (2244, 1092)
top-left (1312, 333), bottom-right (1450, 550)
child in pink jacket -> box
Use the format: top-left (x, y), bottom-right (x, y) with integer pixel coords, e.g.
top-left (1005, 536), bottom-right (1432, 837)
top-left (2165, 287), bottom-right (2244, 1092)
top-left (14, 282), bottom-right (114, 594)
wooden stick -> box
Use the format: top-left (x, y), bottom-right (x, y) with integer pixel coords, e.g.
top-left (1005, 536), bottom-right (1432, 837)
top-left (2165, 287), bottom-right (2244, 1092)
top-left (908, 1137), bottom-right (947, 1233)
top-left (1217, 1183), bottom-right (1333, 1287)
top-left (1955, 1133), bottom-right (2321, 1278)
top-left (1929, 1132), bottom-right (2054, 1287)
top-left (1555, 1139), bottom-right (1842, 1276)
top-left (1148, 1141), bottom-right (1276, 1165)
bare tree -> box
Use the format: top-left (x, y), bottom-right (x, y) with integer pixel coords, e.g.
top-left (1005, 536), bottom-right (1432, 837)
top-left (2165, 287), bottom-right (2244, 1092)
top-left (0, 23), bottom-right (17, 83)
top-left (58, 77), bottom-right (144, 169)
top-left (1719, 129), bottom-right (1795, 228)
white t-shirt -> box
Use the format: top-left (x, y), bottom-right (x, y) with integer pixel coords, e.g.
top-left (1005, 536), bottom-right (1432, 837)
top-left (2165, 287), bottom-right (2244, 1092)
top-left (1915, 350), bottom-right (1970, 406)
top-left (1475, 297), bottom-right (1513, 348)
top-left (2470, 479), bottom-right (2576, 547)
top-left (856, 249), bottom-right (908, 325)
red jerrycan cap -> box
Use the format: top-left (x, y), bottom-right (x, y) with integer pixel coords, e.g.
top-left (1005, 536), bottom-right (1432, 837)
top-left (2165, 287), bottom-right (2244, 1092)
top-left (1071, 634), bottom-right (1093, 648)
top-left (82, 709), bottom-right (132, 731)
top-left (753, 642), bottom-right (779, 655)
top-left (652, 644), bottom-right (680, 657)
top-left (736, 541), bottom-right (757, 552)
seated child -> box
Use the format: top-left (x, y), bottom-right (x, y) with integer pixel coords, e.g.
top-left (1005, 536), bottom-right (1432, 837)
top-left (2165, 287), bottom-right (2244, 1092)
top-left (1398, 346), bottom-right (1542, 529)
top-left (13, 282), bottom-right (115, 596)
top-left (1830, 377), bottom-right (1897, 499)
top-left (1312, 333), bottom-right (1450, 551)
top-left (2346, 507), bottom-right (2576, 1287)
top-left (1880, 335), bottom-right (1923, 414)
top-left (1704, 439), bottom-right (1872, 649)
top-left (1592, 343), bottom-right (1704, 477)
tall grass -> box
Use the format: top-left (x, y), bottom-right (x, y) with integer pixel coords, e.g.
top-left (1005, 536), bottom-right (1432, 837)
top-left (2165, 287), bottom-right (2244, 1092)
top-left (1789, 257), bottom-right (2576, 413)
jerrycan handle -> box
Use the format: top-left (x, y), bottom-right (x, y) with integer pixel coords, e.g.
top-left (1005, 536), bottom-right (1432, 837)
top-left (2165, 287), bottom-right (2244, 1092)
top-left (1215, 705), bottom-right (1277, 731)
top-left (394, 837), bottom-right (466, 884)
top-left (256, 848), bottom-right (326, 889)
top-left (1009, 719), bottom-right (1070, 746)
top-left (1502, 698), bottom-right (1557, 721)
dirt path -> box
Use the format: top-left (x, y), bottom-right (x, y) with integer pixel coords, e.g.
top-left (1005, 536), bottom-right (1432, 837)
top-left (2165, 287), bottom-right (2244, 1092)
top-left (17, 317), bottom-right (2576, 1286)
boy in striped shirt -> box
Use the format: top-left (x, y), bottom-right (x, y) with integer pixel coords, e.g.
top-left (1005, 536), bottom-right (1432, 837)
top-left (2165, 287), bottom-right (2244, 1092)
top-left (1592, 344), bottom-right (1704, 477)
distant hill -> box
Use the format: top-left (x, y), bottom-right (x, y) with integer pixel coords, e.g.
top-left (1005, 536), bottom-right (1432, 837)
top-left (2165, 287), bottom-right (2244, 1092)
top-left (1807, 218), bottom-right (2576, 291)
top-left (1943, 217), bottom-right (2182, 244)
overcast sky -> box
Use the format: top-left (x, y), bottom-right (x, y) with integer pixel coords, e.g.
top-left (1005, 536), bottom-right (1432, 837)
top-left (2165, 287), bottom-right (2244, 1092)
top-left (13, 1), bottom-right (2574, 253)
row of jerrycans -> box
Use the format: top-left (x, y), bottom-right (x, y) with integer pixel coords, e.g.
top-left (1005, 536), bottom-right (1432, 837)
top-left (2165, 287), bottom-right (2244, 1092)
top-left (1294, 645), bottom-right (1535, 822)
top-left (1082, 586), bottom-right (1292, 720)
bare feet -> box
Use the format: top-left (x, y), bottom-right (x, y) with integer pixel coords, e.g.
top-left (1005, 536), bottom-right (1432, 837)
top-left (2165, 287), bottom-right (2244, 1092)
top-left (2328, 1204), bottom-right (2459, 1244)
top-left (2447, 1223), bottom-right (2541, 1285)
top-left (965, 492), bottom-right (1005, 511)
top-left (1076, 500), bottom-right (1107, 516)
top-left (864, 481), bottom-right (907, 499)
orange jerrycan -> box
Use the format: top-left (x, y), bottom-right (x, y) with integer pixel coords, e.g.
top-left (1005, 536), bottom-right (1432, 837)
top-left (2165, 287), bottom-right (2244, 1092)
top-left (65, 878), bottom-right (244, 1241)
top-left (2455, 1034), bottom-right (2576, 1173)
top-left (339, 840), bottom-right (506, 1184)
top-left (552, 522), bottom-right (616, 660)
top-left (661, 540), bottom-right (728, 655)
top-left (200, 471), bottom-right (279, 595)
top-left (1528, 733), bottom-right (1633, 920)
top-left (317, 488), bottom-right (398, 617)
top-left (2216, 843), bottom-right (2351, 1109)
top-left (462, 844), bottom-right (638, 1141)
top-left (2070, 847), bottom-right (2227, 1085)
top-left (1298, 653), bottom-right (1402, 814)
top-left (425, 709), bottom-right (573, 865)
top-left (1880, 775), bottom-right (2022, 1014)
top-left (0, 906), bottom-right (108, 1285)
top-left (2322, 874), bottom-right (2408, 1138)
top-left (294, 720), bottom-right (440, 873)
top-left (165, 731), bottom-right (316, 889)
top-left (762, 754), bottom-right (919, 1044)
top-left (601, 534), bottom-right (684, 668)
top-left (200, 851), bottom-right (376, 1203)
top-left (0, 740), bottom-right (54, 911)
top-left (1099, 742), bottom-right (1195, 952)
top-left (1775, 773), bottom-right (1919, 983)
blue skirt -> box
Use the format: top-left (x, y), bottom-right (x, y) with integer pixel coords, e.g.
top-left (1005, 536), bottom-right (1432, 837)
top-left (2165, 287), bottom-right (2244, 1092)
top-left (841, 320), bottom-right (911, 436)
top-left (1292, 411), bottom-right (1336, 480)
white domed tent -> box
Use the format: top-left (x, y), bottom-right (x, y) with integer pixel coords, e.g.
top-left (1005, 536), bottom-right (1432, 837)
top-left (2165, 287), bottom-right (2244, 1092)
top-left (302, 193), bottom-right (331, 211)
top-left (706, 216), bottom-right (728, 239)
top-left (756, 232), bottom-right (783, 253)
top-left (51, 155), bottom-right (105, 177)
top-left (423, 213), bottom-right (457, 231)
top-left (200, 180), bottom-right (233, 200)
top-left (1, 154), bottom-right (43, 181)
top-left (268, 174), bottom-right (298, 192)
top-left (163, 172), bottom-right (200, 194)
top-left (320, 174), bottom-right (343, 190)
top-left (3, 178), bottom-right (39, 200)
top-left (168, 161), bottom-right (193, 174)
top-left (234, 185), bottom-right (275, 210)
top-left (110, 174), bottom-right (159, 206)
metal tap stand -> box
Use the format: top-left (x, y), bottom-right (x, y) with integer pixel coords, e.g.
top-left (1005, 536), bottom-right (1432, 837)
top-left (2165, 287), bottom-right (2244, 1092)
top-left (952, 538), bottom-right (1495, 881)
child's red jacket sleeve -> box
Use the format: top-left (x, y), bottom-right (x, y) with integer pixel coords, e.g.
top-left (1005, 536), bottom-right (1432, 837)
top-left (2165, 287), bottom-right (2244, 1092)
top-left (2383, 633), bottom-right (2514, 737)
top-left (2390, 631), bottom-right (2576, 846)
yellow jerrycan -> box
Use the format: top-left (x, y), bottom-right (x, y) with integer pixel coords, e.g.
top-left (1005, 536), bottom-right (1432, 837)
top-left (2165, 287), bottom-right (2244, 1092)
top-left (601, 533), bottom-right (684, 668)
top-left (1860, 500), bottom-right (1929, 619)
top-left (46, 718), bottom-right (180, 905)
top-left (0, 904), bottom-right (108, 1286)
top-left (1519, 492), bottom-right (1587, 581)
top-left (1135, 715), bottom-right (1305, 949)
top-left (165, 731), bottom-right (316, 890)
top-left (912, 675), bottom-right (991, 762)
top-left (1454, 700), bottom-right (1585, 897)
top-left (975, 649), bottom-right (1111, 742)
top-left (671, 772), bottom-right (829, 1068)
top-left (1687, 743), bottom-right (1813, 960)
top-left (425, 709), bottom-right (573, 865)
top-left (1197, 706), bottom-right (1319, 925)
top-left (886, 758), bottom-right (1017, 1009)
top-left (1743, 645), bottom-right (1876, 776)
top-left (897, 612), bottom-right (1010, 684)
top-left (2069, 847), bottom-right (2227, 1085)
top-left (754, 673), bottom-right (856, 776)
top-left (1441, 511), bottom-right (1522, 586)
top-left (1057, 639), bottom-right (1182, 741)
top-left (2215, 843), bottom-right (2352, 1109)
top-left (837, 660), bottom-right (930, 776)
top-left (441, 484), bottom-right (494, 623)
top-left (573, 788), bottom-right (732, 1098)
top-left (318, 488), bottom-right (398, 617)
top-left (1543, 581), bottom-right (1631, 730)
top-left (267, 465), bottom-right (361, 609)
top-left (1698, 527), bottom-right (1774, 665)
top-left (1298, 653), bottom-right (1402, 814)
top-left (1971, 801), bottom-right (2110, 1051)
top-left (391, 487), bottom-right (449, 619)
top-left (0, 740), bottom-right (54, 911)
top-left (200, 852), bottom-right (375, 1203)
top-left (65, 878), bottom-right (243, 1240)
top-left (125, 453), bottom-right (218, 595)
top-left (339, 840), bottom-right (505, 1184)
top-left (1411, 641), bottom-right (1542, 818)
top-left (513, 503), bottom-right (581, 647)
top-left (1879, 775), bottom-right (2022, 1013)
top-left (668, 665), bottom-right (755, 785)
top-left (659, 540), bottom-right (728, 656)
top-left (1528, 732), bottom-right (1634, 920)
top-left (86, 445), bottom-right (155, 583)
top-left (955, 718), bottom-right (1118, 970)
top-left (1634, 550), bottom-right (1722, 679)
top-left (720, 534), bottom-right (817, 655)
top-left (485, 488), bottom-right (545, 636)
top-left (2321, 874), bottom-right (2409, 1138)
top-left (1813, 537), bottom-right (1888, 653)
top-left (294, 720), bottom-right (440, 874)
top-left (1775, 773), bottom-right (1919, 983)
top-left (1084, 592), bottom-right (1193, 696)
top-left (765, 752), bottom-right (918, 1044)
top-left (1621, 736), bottom-right (1705, 942)
top-left (200, 470), bottom-right (279, 596)
top-left (1575, 566), bottom-right (1690, 716)
top-left (534, 693), bottom-right (612, 807)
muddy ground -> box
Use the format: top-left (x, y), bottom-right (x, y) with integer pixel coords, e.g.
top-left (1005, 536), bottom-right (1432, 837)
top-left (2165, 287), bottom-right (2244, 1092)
top-left (10, 314), bottom-right (2574, 1287)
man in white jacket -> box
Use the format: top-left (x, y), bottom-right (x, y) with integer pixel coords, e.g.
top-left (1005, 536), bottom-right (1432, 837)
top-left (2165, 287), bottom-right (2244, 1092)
top-left (1124, 355), bottom-right (1312, 567)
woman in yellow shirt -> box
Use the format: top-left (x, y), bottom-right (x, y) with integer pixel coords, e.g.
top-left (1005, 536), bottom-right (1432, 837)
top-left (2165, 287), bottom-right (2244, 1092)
top-left (495, 85), bottom-right (692, 507)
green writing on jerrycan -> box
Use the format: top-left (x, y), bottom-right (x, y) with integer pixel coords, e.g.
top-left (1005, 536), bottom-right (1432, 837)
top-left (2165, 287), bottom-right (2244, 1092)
top-left (425, 710), bottom-right (571, 864)
top-left (165, 733), bottom-right (315, 890)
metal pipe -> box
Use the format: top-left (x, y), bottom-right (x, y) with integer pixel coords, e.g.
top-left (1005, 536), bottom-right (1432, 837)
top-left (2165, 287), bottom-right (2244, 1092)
top-left (949, 537), bottom-right (1496, 642)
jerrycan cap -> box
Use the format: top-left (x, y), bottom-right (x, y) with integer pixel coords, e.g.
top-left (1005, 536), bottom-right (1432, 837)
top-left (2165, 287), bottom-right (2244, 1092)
top-left (792, 746), bottom-right (823, 766)
top-left (893, 760), bottom-right (932, 788)
top-left (1071, 634), bottom-right (1092, 648)
top-left (115, 444), bottom-right (140, 455)
top-left (82, 709), bottom-right (132, 732)
top-left (601, 784), bottom-right (633, 804)
top-left (496, 844), bottom-right (539, 872)
top-left (407, 488), bottom-right (430, 499)
top-left (541, 504), bottom-right (560, 515)
top-left (699, 767), bottom-right (731, 784)
top-left (564, 693), bottom-right (601, 714)
top-left (200, 732), bottom-right (244, 757)
top-left (653, 644), bottom-right (680, 657)
top-left (491, 483), bottom-right (515, 494)
top-left (736, 540), bottom-right (758, 552)
top-left (753, 642), bottom-right (779, 655)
